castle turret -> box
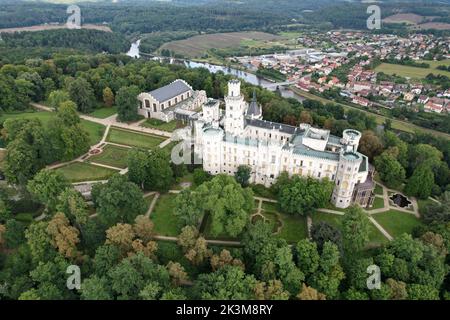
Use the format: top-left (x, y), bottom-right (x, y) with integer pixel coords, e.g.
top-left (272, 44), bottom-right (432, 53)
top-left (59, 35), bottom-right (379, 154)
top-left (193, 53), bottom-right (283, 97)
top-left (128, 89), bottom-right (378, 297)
top-left (246, 89), bottom-right (262, 120)
top-left (342, 129), bottom-right (361, 152)
top-left (332, 150), bottom-right (363, 208)
top-left (224, 80), bottom-right (246, 136)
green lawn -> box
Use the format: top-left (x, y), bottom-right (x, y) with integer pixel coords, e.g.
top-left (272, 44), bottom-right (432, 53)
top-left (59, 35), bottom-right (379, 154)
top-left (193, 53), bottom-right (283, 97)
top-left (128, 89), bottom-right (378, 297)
top-left (374, 184), bottom-right (384, 196)
top-left (141, 119), bottom-right (184, 132)
top-left (89, 107), bottom-right (117, 119)
top-left (312, 212), bottom-right (388, 247)
top-left (107, 127), bottom-right (166, 149)
top-left (150, 194), bottom-right (182, 237)
top-left (88, 144), bottom-right (130, 169)
top-left (80, 120), bottom-right (106, 146)
top-left (372, 210), bottom-right (423, 238)
top-left (55, 162), bottom-right (119, 183)
top-left (0, 111), bottom-right (105, 146)
top-left (375, 62), bottom-right (450, 79)
top-left (261, 201), bottom-right (279, 212)
top-left (371, 197), bottom-right (385, 210)
top-left (275, 213), bottom-right (308, 243)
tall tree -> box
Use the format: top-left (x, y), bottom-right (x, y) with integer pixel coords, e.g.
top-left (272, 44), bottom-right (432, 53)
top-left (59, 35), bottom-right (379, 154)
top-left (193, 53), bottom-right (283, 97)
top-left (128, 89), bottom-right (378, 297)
top-left (102, 87), bottom-right (115, 108)
top-left (404, 164), bottom-right (435, 199)
top-left (27, 170), bottom-right (69, 213)
top-left (116, 85), bottom-right (140, 122)
top-left (67, 77), bottom-right (96, 113)
top-left (91, 174), bottom-right (146, 226)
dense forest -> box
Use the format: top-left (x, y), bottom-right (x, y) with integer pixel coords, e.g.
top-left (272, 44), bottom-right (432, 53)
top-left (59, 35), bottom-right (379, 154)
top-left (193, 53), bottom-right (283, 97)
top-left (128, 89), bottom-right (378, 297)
top-left (2, 0), bottom-right (449, 37)
top-left (0, 29), bottom-right (130, 55)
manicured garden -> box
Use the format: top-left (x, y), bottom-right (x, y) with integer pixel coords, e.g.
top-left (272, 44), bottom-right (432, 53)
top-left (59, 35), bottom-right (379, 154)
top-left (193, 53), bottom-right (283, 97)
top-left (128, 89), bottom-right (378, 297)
top-left (88, 144), bottom-right (130, 169)
top-left (141, 118), bottom-right (183, 132)
top-left (372, 210), bottom-right (423, 239)
top-left (150, 194), bottom-right (183, 237)
top-left (55, 162), bottom-right (119, 182)
top-left (107, 127), bottom-right (166, 149)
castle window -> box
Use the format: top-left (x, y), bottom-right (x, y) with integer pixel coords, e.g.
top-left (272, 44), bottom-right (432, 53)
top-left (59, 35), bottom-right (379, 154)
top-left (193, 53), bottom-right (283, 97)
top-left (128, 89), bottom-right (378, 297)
top-left (175, 97), bottom-right (178, 103)
top-left (271, 155), bottom-right (276, 164)
top-left (145, 100), bottom-right (150, 108)
top-left (337, 180), bottom-right (340, 186)
top-left (318, 172), bottom-right (321, 178)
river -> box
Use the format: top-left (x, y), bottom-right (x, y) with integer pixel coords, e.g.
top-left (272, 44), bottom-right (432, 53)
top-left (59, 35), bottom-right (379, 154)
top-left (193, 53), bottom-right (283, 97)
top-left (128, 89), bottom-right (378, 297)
top-left (126, 40), bottom-right (305, 101)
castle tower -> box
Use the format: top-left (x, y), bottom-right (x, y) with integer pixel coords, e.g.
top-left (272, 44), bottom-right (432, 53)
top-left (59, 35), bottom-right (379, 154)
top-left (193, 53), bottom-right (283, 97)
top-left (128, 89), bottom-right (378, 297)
top-left (332, 129), bottom-right (363, 208)
top-left (332, 151), bottom-right (364, 208)
top-left (342, 129), bottom-right (361, 153)
top-left (224, 80), bottom-right (246, 136)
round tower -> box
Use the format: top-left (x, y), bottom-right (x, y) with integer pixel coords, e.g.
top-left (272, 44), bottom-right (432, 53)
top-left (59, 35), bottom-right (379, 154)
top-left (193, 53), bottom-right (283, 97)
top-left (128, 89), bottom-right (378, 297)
top-left (224, 80), bottom-right (246, 136)
top-left (332, 151), bottom-right (363, 209)
top-left (342, 129), bottom-right (362, 152)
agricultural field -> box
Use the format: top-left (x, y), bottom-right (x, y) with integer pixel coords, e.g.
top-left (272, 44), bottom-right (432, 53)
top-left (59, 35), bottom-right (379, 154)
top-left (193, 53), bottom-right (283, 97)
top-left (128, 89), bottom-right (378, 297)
top-left (106, 127), bottom-right (166, 149)
top-left (88, 144), bottom-right (130, 169)
top-left (55, 162), bottom-right (119, 183)
top-left (159, 31), bottom-right (285, 59)
top-left (375, 62), bottom-right (450, 79)
top-left (383, 13), bottom-right (426, 25)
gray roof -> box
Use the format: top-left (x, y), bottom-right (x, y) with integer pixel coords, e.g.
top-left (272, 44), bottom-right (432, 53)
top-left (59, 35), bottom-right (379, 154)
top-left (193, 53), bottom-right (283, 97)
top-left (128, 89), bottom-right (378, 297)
top-left (148, 80), bottom-right (191, 103)
top-left (247, 90), bottom-right (262, 117)
top-left (246, 119), bottom-right (302, 135)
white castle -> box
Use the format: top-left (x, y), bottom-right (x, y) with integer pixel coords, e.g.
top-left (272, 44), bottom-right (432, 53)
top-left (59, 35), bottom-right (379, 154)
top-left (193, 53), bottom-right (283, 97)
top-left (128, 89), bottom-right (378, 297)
top-left (193, 80), bottom-right (375, 209)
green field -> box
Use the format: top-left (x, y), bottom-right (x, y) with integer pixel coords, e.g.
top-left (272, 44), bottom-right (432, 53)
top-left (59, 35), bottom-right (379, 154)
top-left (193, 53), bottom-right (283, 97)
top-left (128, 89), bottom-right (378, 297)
top-left (107, 127), bottom-right (166, 149)
top-left (141, 119), bottom-right (183, 132)
top-left (88, 144), bottom-right (130, 169)
top-left (371, 197), bottom-right (386, 210)
top-left (374, 184), bottom-right (384, 196)
top-left (55, 162), bottom-right (119, 182)
top-left (372, 210), bottom-right (423, 238)
top-left (151, 194), bottom-right (182, 237)
top-left (0, 111), bottom-right (105, 146)
top-left (89, 107), bottom-right (117, 119)
top-left (275, 212), bottom-right (308, 243)
top-left (375, 62), bottom-right (450, 79)
top-left (160, 31), bottom-right (285, 59)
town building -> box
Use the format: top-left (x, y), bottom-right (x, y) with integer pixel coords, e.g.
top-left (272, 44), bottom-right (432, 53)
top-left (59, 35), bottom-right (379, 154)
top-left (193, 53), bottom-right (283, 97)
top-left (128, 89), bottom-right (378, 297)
top-left (192, 80), bottom-right (375, 209)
